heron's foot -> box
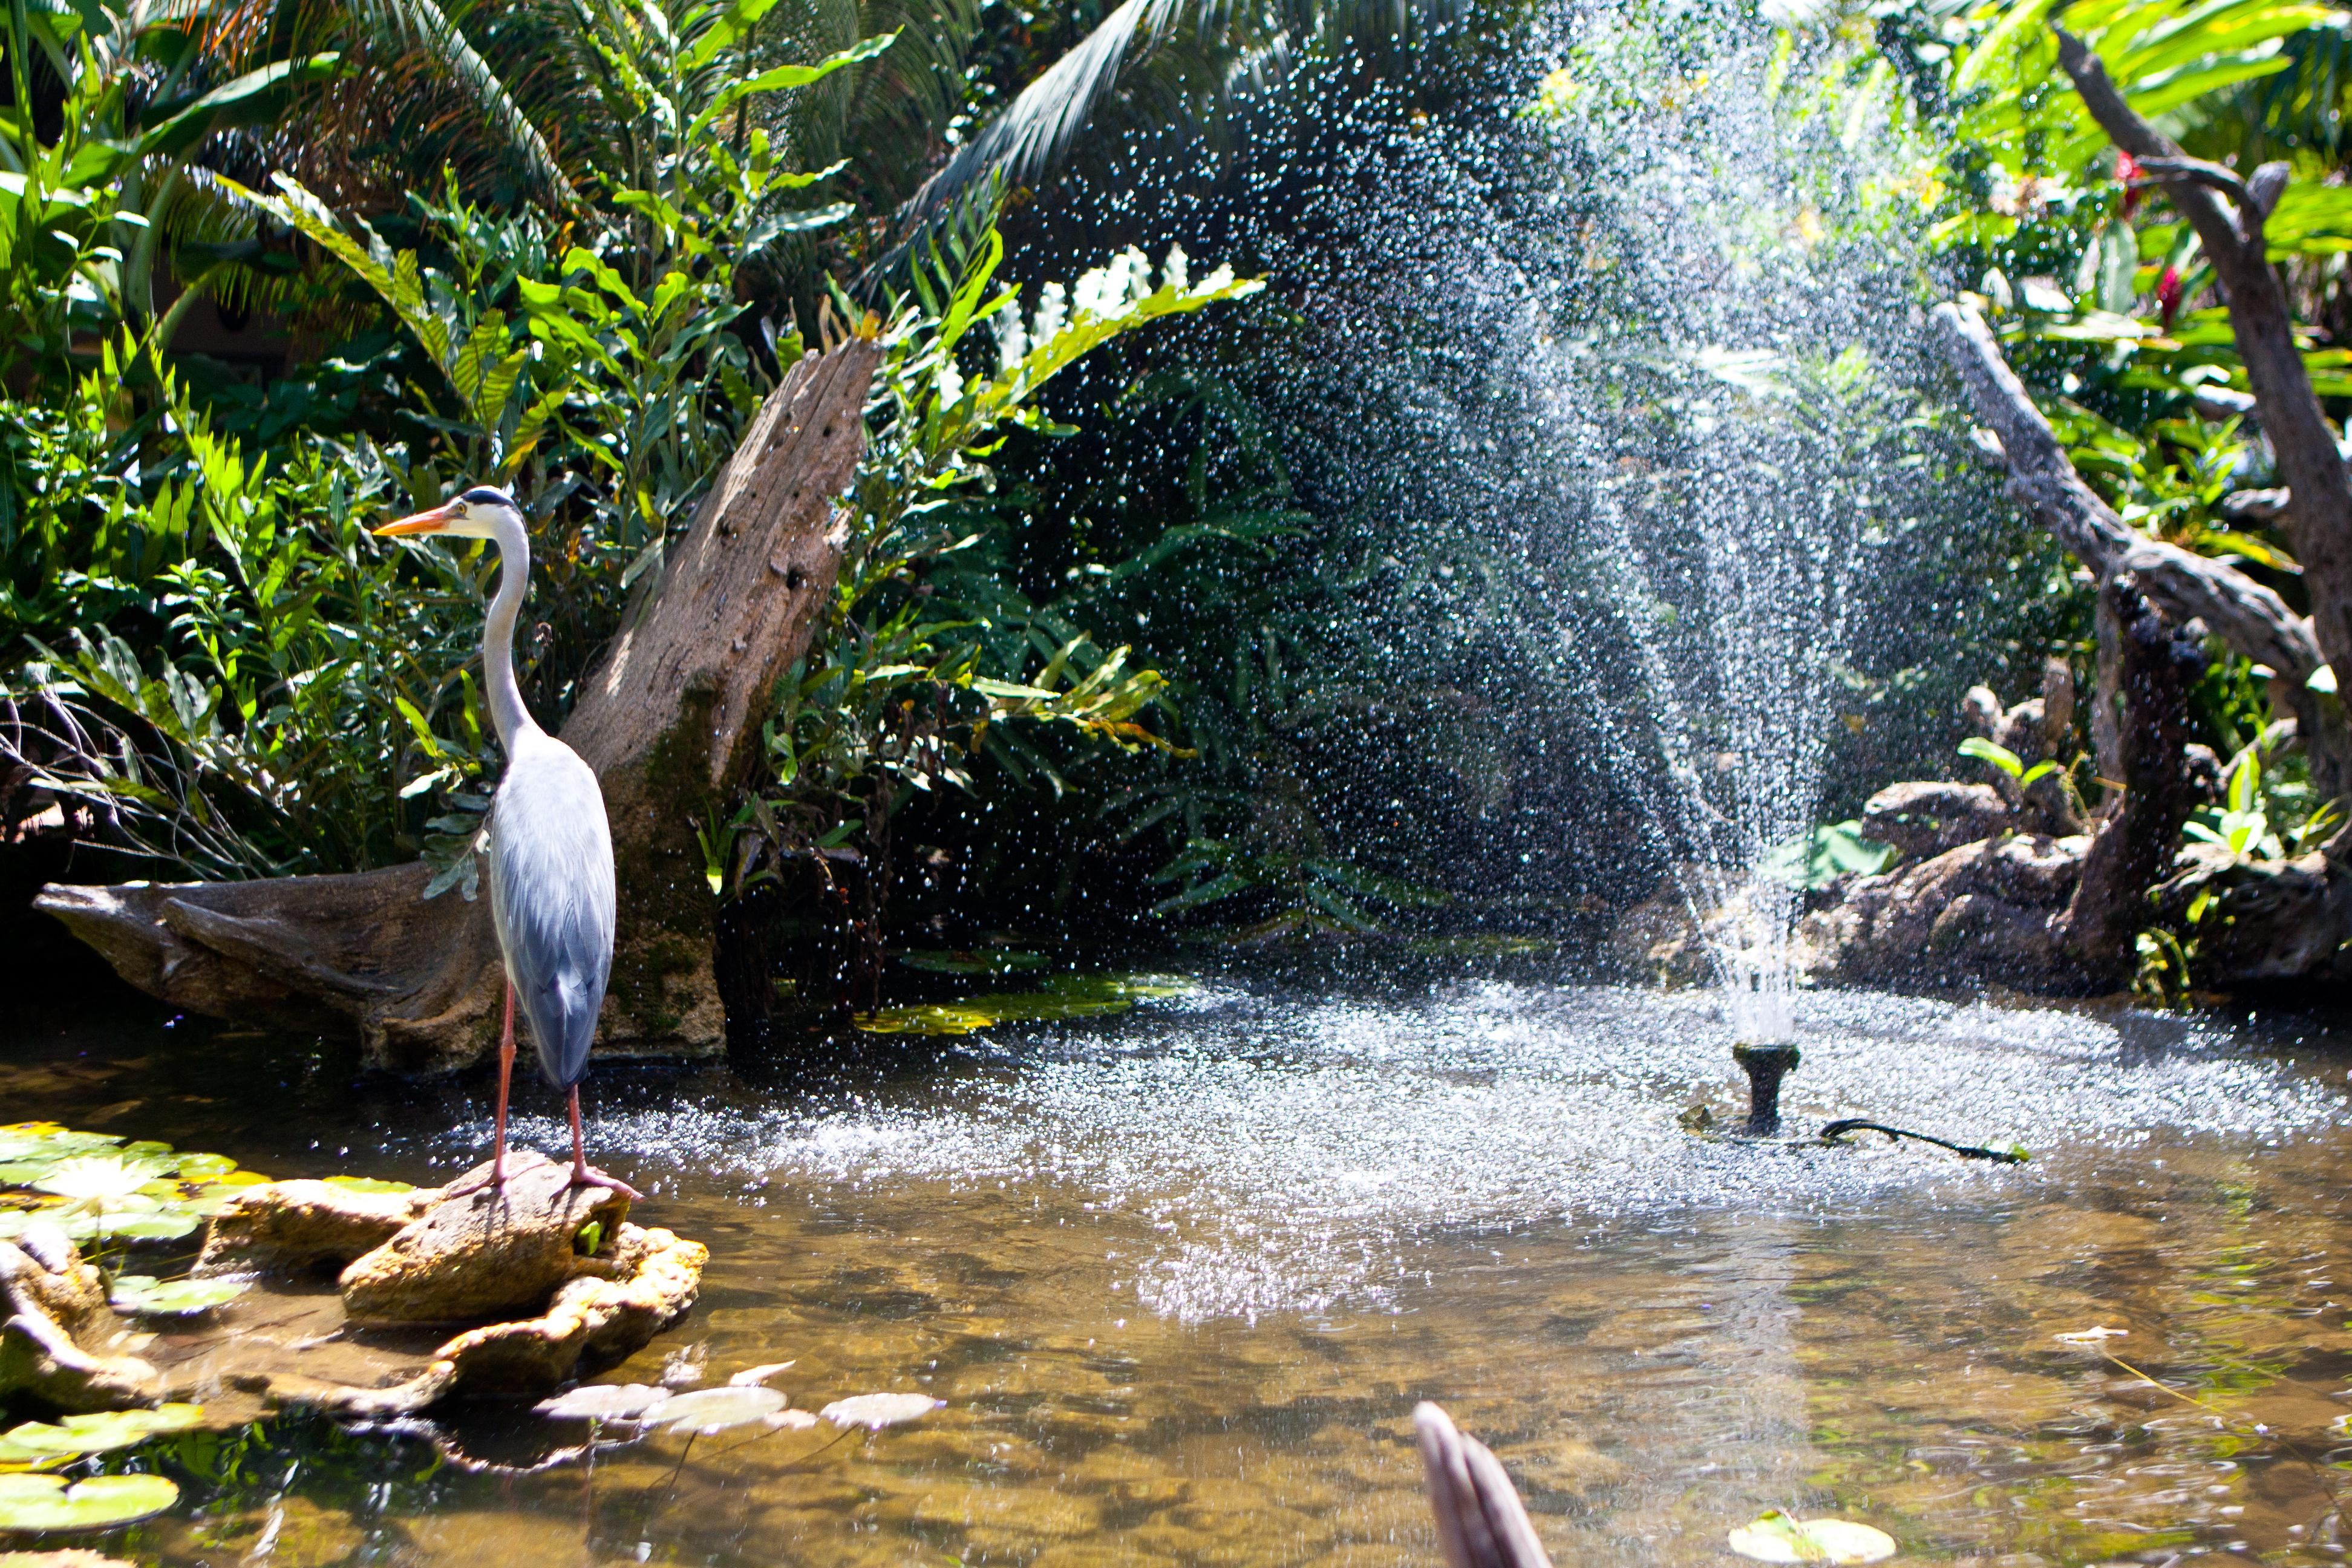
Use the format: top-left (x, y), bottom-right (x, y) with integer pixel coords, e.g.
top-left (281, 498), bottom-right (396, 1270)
top-left (569, 1162), bottom-right (641, 1202)
top-left (442, 1165), bottom-right (508, 1200)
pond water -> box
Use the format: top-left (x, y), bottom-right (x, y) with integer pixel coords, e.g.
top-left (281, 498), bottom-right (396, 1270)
top-left (7, 978), bottom-right (2352, 1568)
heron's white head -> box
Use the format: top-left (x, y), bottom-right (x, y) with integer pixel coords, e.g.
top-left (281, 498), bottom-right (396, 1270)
top-left (374, 485), bottom-right (522, 540)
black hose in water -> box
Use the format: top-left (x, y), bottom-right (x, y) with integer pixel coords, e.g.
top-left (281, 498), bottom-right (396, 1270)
top-left (1817, 1118), bottom-right (2028, 1164)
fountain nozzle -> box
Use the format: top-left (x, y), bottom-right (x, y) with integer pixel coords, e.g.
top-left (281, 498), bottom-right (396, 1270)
top-left (1731, 1042), bottom-right (1800, 1136)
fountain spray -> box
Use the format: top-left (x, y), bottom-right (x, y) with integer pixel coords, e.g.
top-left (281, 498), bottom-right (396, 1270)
top-left (1522, 5), bottom-right (1924, 1137)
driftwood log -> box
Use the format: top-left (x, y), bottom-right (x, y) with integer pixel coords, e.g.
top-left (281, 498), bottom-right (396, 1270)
top-left (34, 338), bottom-right (881, 1072)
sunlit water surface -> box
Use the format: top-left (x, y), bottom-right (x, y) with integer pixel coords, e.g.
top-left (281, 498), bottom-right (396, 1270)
top-left (7, 978), bottom-right (2352, 1568)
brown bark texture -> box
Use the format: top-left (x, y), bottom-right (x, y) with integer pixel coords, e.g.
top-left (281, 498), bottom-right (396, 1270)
top-left (34, 339), bottom-right (881, 1072)
top-left (2054, 576), bottom-right (2203, 979)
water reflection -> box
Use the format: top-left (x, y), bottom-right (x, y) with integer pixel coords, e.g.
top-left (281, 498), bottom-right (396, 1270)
top-left (4, 980), bottom-right (2350, 1568)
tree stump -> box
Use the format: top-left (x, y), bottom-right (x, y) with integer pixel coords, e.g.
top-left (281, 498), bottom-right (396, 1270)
top-left (34, 338), bottom-right (880, 1072)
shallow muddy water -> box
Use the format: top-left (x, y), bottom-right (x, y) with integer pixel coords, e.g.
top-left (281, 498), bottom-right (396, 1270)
top-left (7, 978), bottom-right (2352, 1568)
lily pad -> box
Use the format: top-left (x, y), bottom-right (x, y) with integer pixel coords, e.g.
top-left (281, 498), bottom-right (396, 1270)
top-left (642, 1387), bottom-right (785, 1434)
top-left (0, 1474), bottom-right (180, 1532)
top-left (0, 1407), bottom-right (207, 1463)
top-left (535, 1384), bottom-right (665, 1422)
top-left (727, 1362), bottom-right (795, 1387)
top-left (319, 1177), bottom-right (411, 1194)
top-left (895, 949), bottom-right (1050, 975)
top-left (1728, 1514), bottom-right (1897, 1565)
top-left (0, 1128), bottom-right (120, 1163)
top-left (820, 1393), bottom-right (943, 1430)
top-left (91, 1213), bottom-right (197, 1244)
top-left (854, 974), bottom-right (1192, 1036)
top-left (109, 1276), bottom-right (249, 1317)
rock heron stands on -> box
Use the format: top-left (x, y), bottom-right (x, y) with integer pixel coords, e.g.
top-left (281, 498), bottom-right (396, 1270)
top-left (375, 487), bottom-right (635, 1200)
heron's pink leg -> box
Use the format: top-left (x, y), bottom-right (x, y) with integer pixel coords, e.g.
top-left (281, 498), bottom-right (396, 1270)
top-left (567, 1086), bottom-right (641, 1201)
top-left (446, 985), bottom-right (516, 1198)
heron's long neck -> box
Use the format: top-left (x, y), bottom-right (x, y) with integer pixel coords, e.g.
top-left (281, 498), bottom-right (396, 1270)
top-left (484, 514), bottom-right (539, 751)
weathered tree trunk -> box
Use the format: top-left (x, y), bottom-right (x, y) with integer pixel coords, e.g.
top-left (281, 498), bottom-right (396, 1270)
top-left (35, 339), bottom-right (881, 1073)
top-left (2056, 575), bottom-right (2203, 980)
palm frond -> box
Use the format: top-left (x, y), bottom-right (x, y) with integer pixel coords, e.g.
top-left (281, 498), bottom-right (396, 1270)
top-left (901, 0), bottom-right (1197, 221)
top-left (894, 0), bottom-right (1462, 230)
top-left (342, 0), bottom-right (580, 208)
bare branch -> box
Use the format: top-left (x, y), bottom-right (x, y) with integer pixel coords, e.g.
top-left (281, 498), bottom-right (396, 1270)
top-left (2054, 21), bottom-right (2352, 707)
top-left (1933, 302), bottom-right (2322, 687)
top-left (2138, 154), bottom-right (2253, 209)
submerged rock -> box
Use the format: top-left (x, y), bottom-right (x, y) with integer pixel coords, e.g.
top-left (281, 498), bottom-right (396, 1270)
top-left (334, 1155), bottom-right (631, 1324)
top-left (4, 1154), bottom-right (705, 1417)
top-left (0, 1227), bottom-right (161, 1413)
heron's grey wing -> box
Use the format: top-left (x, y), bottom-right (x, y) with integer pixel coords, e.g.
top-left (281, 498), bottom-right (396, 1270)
top-left (487, 734), bottom-right (615, 1089)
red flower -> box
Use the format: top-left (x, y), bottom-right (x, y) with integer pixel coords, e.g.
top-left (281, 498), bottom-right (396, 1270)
top-left (2117, 150), bottom-right (2143, 217)
top-left (2157, 266), bottom-right (2183, 328)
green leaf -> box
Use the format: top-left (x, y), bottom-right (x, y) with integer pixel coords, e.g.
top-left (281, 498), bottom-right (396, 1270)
top-left (109, 1275), bottom-right (249, 1316)
top-left (0, 1472), bottom-right (181, 1531)
top-left (684, 32), bottom-right (900, 138)
top-left (2227, 745), bottom-right (2260, 814)
top-left (0, 1404), bottom-right (205, 1461)
top-left (94, 1211), bottom-right (198, 1242)
top-left (1958, 736), bottom-right (2026, 778)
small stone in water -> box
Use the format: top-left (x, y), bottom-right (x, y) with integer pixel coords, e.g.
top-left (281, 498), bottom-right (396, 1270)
top-left (820, 1393), bottom-right (944, 1431)
top-left (659, 1344), bottom-right (708, 1389)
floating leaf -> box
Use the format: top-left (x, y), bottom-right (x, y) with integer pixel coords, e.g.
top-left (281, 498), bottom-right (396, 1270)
top-left (728, 1362), bottom-right (795, 1387)
top-left (319, 1177), bottom-right (411, 1194)
top-left (535, 1385), bottom-right (665, 1422)
top-left (894, 949), bottom-right (1049, 975)
top-left (171, 1155), bottom-right (240, 1182)
top-left (1728, 1514), bottom-right (1896, 1565)
top-left (0, 1407), bottom-right (204, 1463)
top-left (91, 1213), bottom-right (197, 1243)
top-left (820, 1393), bottom-right (943, 1430)
top-left (0, 1129), bottom-right (120, 1164)
top-left (765, 1410), bottom-right (820, 1431)
top-left (854, 974), bottom-right (1191, 1035)
top-left (642, 1387), bottom-right (785, 1434)
top-left (0, 1474), bottom-right (180, 1532)
top-left (109, 1276), bottom-right (249, 1317)
top-left (2054, 1325), bottom-right (2128, 1343)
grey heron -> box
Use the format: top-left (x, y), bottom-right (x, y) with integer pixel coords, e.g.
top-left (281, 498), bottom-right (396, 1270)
top-left (376, 486), bottom-right (637, 1200)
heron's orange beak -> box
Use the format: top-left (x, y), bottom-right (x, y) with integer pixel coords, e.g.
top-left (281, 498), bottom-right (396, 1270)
top-left (374, 498), bottom-right (465, 537)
